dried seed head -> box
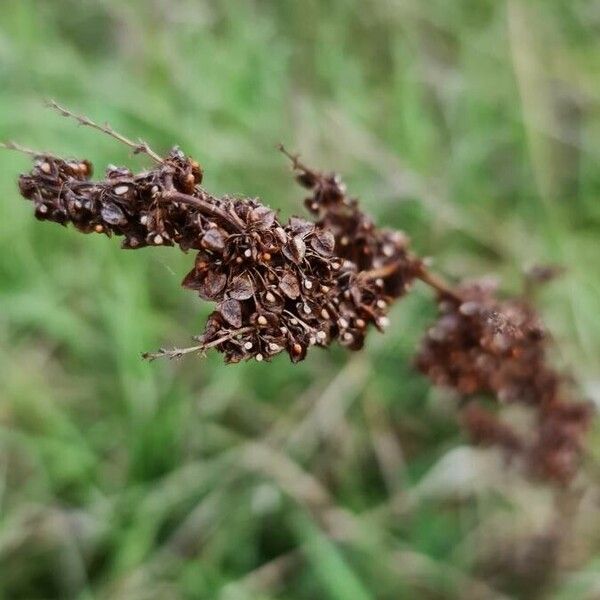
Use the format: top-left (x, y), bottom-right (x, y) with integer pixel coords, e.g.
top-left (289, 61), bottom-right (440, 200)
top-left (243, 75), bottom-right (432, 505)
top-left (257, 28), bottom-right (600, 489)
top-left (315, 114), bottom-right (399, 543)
top-left (416, 280), bottom-right (592, 483)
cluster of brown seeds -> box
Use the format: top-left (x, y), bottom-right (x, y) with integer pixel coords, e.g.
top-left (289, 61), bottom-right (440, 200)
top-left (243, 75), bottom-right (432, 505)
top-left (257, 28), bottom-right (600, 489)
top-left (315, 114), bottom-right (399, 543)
top-left (416, 280), bottom-right (593, 483)
top-left (16, 144), bottom-right (419, 364)
top-left (6, 104), bottom-right (593, 484)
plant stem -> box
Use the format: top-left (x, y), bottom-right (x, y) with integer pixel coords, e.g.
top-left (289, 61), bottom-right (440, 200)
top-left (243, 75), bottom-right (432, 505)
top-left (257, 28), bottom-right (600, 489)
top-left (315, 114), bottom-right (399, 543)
top-left (46, 99), bottom-right (164, 164)
top-left (0, 140), bottom-right (44, 157)
top-left (142, 327), bottom-right (253, 361)
top-left (160, 190), bottom-right (244, 232)
top-left (416, 267), bottom-right (463, 302)
top-left (363, 260), bottom-right (462, 302)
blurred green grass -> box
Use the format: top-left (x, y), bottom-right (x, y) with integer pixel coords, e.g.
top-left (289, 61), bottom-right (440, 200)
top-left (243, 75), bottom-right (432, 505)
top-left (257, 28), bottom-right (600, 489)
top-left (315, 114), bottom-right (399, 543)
top-left (1, 0), bottom-right (600, 598)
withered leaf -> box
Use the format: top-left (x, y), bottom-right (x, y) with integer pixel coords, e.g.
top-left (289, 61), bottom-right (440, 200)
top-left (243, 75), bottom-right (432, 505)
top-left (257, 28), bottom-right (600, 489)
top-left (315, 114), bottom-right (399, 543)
top-left (289, 217), bottom-right (314, 235)
top-left (229, 275), bottom-right (254, 300)
top-left (279, 271), bottom-right (300, 299)
top-left (182, 269), bottom-right (227, 301)
top-left (101, 202), bottom-right (127, 226)
top-left (282, 235), bottom-right (306, 264)
top-left (202, 228), bottom-right (226, 252)
top-left (311, 229), bottom-right (335, 256)
top-left (250, 206), bottom-right (276, 230)
top-left (219, 298), bottom-right (242, 328)
top-left (274, 227), bottom-right (287, 244)
top-left (181, 268), bottom-right (201, 290)
top-left (203, 270), bottom-right (227, 299)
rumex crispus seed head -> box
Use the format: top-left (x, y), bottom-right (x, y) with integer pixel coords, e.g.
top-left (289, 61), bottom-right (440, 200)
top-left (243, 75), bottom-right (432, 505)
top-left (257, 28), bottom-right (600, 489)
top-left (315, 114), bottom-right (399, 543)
top-left (5, 106), bottom-right (593, 486)
top-left (416, 279), bottom-right (593, 483)
top-left (15, 142), bottom-right (418, 364)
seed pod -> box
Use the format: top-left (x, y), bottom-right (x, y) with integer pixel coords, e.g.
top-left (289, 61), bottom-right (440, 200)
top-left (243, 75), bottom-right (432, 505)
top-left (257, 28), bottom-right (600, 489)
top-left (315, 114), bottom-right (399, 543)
top-left (279, 271), bottom-right (301, 299)
top-left (228, 275), bottom-right (254, 300)
top-left (219, 299), bottom-right (243, 328)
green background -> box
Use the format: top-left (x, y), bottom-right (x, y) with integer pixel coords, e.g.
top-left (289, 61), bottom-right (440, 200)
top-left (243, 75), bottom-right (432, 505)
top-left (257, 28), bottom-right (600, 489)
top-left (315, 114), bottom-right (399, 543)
top-left (1, 1), bottom-right (599, 598)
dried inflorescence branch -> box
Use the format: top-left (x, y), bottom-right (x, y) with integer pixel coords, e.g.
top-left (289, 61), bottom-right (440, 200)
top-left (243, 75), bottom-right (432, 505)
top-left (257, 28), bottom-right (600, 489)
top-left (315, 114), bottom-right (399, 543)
top-left (5, 103), bottom-right (593, 484)
top-left (13, 106), bottom-right (421, 364)
top-left (416, 279), bottom-right (593, 483)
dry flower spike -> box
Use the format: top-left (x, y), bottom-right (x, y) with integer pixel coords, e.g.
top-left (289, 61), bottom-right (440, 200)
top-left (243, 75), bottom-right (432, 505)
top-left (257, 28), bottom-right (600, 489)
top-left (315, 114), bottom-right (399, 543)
top-left (4, 103), bottom-right (592, 484)
top-left (416, 279), bottom-right (593, 483)
top-left (9, 103), bottom-right (422, 365)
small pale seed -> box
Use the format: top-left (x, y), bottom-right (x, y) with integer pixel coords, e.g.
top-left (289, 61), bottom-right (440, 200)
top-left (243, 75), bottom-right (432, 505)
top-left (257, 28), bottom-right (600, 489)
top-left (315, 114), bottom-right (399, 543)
top-left (114, 185), bottom-right (129, 196)
top-left (377, 316), bottom-right (390, 329)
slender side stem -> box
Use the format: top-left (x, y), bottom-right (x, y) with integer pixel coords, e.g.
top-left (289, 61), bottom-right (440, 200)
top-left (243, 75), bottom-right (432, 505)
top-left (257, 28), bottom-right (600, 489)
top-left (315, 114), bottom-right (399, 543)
top-left (0, 140), bottom-right (45, 157)
top-left (362, 260), bottom-right (405, 281)
top-left (160, 190), bottom-right (244, 233)
top-left (47, 100), bottom-right (164, 164)
top-left (416, 267), bottom-right (463, 302)
top-left (277, 144), bottom-right (316, 176)
top-left (362, 260), bottom-right (463, 302)
top-left (142, 327), bottom-right (253, 361)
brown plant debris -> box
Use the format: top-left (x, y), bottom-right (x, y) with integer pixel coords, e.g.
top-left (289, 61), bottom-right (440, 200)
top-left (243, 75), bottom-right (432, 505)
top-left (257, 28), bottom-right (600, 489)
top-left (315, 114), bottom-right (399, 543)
top-left (13, 130), bottom-right (420, 364)
top-left (6, 105), bottom-right (593, 484)
top-left (416, 279), bottom-right (593, 483)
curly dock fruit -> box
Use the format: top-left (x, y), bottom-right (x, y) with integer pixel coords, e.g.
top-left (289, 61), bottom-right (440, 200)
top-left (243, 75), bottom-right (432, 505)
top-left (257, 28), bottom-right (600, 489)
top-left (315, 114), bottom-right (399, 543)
top-left (4, 102), bottom-right (592, 484)
top-left (416, 279), bottom-right (593, 483)
top-left (10, 104), bottom-right (420, 364)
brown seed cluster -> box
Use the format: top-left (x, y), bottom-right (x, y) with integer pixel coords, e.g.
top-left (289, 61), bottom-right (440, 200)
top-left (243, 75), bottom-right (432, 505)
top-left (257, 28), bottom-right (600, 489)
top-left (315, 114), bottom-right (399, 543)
top-left (285, 151), bottom-right (423, 348)
top-left (6, 105), bottom-right (593, 484)
top-left (16, 146), bottom-right (419, 363)
top-left (416, 279), bottom-right (593, 483)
